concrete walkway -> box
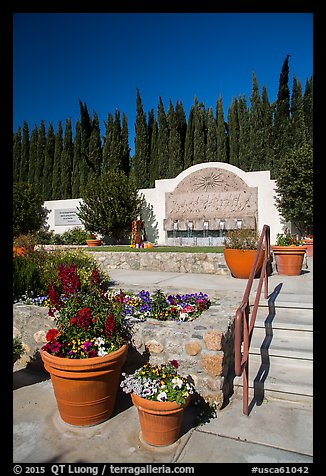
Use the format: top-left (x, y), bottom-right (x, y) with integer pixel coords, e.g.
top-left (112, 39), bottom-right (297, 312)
top-left (13, 258), bottom-right (314, 464)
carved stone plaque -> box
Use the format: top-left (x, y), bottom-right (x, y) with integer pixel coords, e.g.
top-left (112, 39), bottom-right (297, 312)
top-left (165, 168), bottom-right (258, 229)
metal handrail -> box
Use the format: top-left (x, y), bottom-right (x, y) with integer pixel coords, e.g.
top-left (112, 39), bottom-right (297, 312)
top-left (234, 224), bottom-right (271, 415)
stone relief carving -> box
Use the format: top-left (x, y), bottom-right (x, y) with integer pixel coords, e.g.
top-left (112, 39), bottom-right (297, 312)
top-left (165, 167), bottom-right (258, 230)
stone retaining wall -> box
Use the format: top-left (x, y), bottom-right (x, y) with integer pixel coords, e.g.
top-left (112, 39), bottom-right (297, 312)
top-left (13, 303), bottom-right (235, 411)
top-left (91, 251), bottom-right (229, 275)
top-left (37, 246), bottom-right (230, 275)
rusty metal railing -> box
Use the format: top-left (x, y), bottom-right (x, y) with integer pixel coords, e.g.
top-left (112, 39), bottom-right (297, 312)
top-left (234, 224), bottom-right (271, 415)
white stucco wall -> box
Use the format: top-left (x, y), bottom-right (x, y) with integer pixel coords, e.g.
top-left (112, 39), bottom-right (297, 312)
top-left (139, 162), bottom-right (284, 245)
top-left (44, 163), bottom-right (284, 244)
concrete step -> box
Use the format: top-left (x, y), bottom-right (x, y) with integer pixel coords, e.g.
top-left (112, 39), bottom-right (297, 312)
top-left (234, 354), bottom-right (313, 402)
top-left (253, 306), bottom-right (313, 331)
top-left (256, 299), bottom-right (313, 309)
top-left (250, 326), bottom-right (313, 360)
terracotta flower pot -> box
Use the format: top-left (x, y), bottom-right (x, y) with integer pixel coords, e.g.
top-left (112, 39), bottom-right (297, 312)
top-left (41, 344), bottom-right (127, 426)
top-left (272, 246), bottom-right (307, 276)
top-left (302, 240), bottom-right (313, 257)
top-left (86, 239), bottom-right (102, 247)
top-left (131, 393), bottom-right (189, 446)
top-left (223, 248), bottom-right (264, 279)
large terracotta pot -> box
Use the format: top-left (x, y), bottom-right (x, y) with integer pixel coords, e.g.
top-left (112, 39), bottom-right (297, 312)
top-left (86, 239), bottom-right (102, 247)
top-left (41, 344), bottom-right (128, 426)
top-left (302, 240), bottom-right (313, 258)
top-left (272, 246), bottom-right (307, 275)
top-left (131, 393), bottom-right (189, 446)
top-left (223, 248), bottom-right (264, 279)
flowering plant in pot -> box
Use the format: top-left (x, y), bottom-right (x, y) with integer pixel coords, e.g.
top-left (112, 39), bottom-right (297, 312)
top-left (223, 228), bottom-right (264, 279)
top-left (272, 233), bottom-right (307, 276)
top-left (85, 231), bottom-right (102, 246)
top-left (120, 360), bottom-right (194, 446)
top-left (40, 263), bottom-right (131, 426)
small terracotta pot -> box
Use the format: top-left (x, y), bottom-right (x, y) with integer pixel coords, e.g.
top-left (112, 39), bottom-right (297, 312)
top-left (272, 246), bottom-right (307, 276)
top-left (131, 393), bottom-right (189, 446)
top-left (41, 344), bottom-right (127, 426)
top-left (223, 248), bottom-right (264, 279)
top-left (86, 239), bottom-right (102, 247)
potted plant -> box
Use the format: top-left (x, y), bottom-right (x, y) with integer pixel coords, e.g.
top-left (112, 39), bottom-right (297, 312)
top-left (40, 263), bottom-right (131, 426)
top-left (85, 232), bottom-right (102, 247)
top-left (120, 360), bottom-right (194, 446)
top-left (272, 233), bottom-right (307, 276)
top-left (13, 336), bottom-right (25, 366)
top-left (302, 234), bottom-right (313, 258)
top-left (223, 228), bottom-right (264, 279)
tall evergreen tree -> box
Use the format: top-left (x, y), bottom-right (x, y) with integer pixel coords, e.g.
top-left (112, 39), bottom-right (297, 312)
top-left (157, 96), bottom-right (170, 179)
top-left (227, 97), bottom-right (240, 167)
top-left (167, 99), bottom-right (183, 177)
top-left (88, 111), bottom-right (102, 178)
top-left (52, 121), bottom-right (63, 200)
top-left (249, 73), bottom-right (264, 170)
top-left (28, 125), bottom-right (39, 188)
top-left (193, 97), bottom-right (206, 165)
top-left (175, 100), bottom-right (187, 164)
top-left (149, 117), bottom-right (159, 187)
top-left (61, 118), bottom-right (74, 199)
top-left (206, 107), bottom-right (218, 163)
top-left (261, 86), bottom-right (274, 172)
top-left (303, 76), bottom-right (313, 147)
top-left (133, 89), bottom-right (150, 187)
top-left (13, 127), bottom-right (22, 183)
top-left (72, 120), bottom-right (81, 198)
top-left (237, 96), bottom-right (251, 171)
top-left (20, 121), bottom-right (30, 183)
top-left (290, 76), bottom-right (306, 149)
top-left (79, 100), bottom-right (93, 190)
top-left (102, 113), bottom-right (114, 175)
top-left (121, 113), bottom-right (131, 176)
top-left (273, 55), bottom-right (291, 172)
top-left (35, 120), bottom-right (46, 197)
top-left (42, 122), bottom-right (55, 200)
top-left (184, 105), bottom-right (195, 169)
top-left (216, 96), bottom-right (228, 163)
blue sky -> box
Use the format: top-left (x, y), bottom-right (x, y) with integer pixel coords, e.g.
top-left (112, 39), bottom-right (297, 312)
top-left (13, 13), bottom-right (313, 156)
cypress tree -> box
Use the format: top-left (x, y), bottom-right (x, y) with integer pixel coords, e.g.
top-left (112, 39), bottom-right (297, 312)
top-left (79, 100), bottom-right (93, 191)
top-left (237, 96), bottom-right (251, 171)
top-left (149, 117), bottom-right (159, 187)
top-left (102, 113), bottom-right (114, 175)
top-left (273, 55), bottom-right (291, 172)
top-left (175, 100), bottom-right (187, 164)
top-left (167, 99), bottom-right (183, 177)
top-left (88, 111), bottom-right (102, 178)
top-left (290, 76), bottom-right (306, 149)
top-left (61, 118), bottom-right (74, 199)
top-left (206, 107), bottom-right (218, 163)
top-left (13, 127), bottom-right (22, 183)
top-left (134, 89), bottom-right (150, 187)
top-left (227, 97), bottom-right (240, 167)
top-left (42, 122), bottom-right (55, 200)
top-left (121, 113), bottom-right (131, 176)
top-left (157, 96), bottom-right (170, 179)
top-left (52, 121), bottom-right (63, 200)
top-left (216, 96), bottom-right (228, 163)
top-left (72, 120), bottom-right (81, 198)
top-left (249, 73), bottom-right (264, 170)
top-left (20, 121), bottom-right (30, 183)
top-left (28, 125), bottom-right (38, 188)
top-left (193, 97), bottom-right (206, 165)
top-left (184, 105), bottom-right (195, 170)
top-left (303, 76), bottom-right (313, 147)
top-left (261, 86), bottom-right (274, 173)
top-left (35, 120), bottom-right (46, 197)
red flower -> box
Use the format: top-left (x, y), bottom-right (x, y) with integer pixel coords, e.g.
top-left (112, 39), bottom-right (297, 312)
top-left (46, 328), bottom-right (58, 342)
top-left (105, 312), bottom-right (116, 337)
top-left (170, 359), bottom-right (179, 369)
top-left (75, 307), bottom-right (92, 329)
top-left (58, 263), bottom-right (81, 297)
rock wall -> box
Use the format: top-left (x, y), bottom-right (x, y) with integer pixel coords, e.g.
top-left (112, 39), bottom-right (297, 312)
top-left (13, 302), bottom-right (235, 410)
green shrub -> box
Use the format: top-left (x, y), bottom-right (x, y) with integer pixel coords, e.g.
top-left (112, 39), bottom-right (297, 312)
top-left (13, 336), bottom-right (25, 363)
top-left (223, 228), bottom-right (260, 250)
top-left (60, 227), bottom-right (89, 245)
top-left (13, 254), bottom-right (42, 301)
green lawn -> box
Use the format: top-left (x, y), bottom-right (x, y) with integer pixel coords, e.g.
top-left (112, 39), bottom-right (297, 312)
top-left (86, 245), bottom-right (224, 253)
